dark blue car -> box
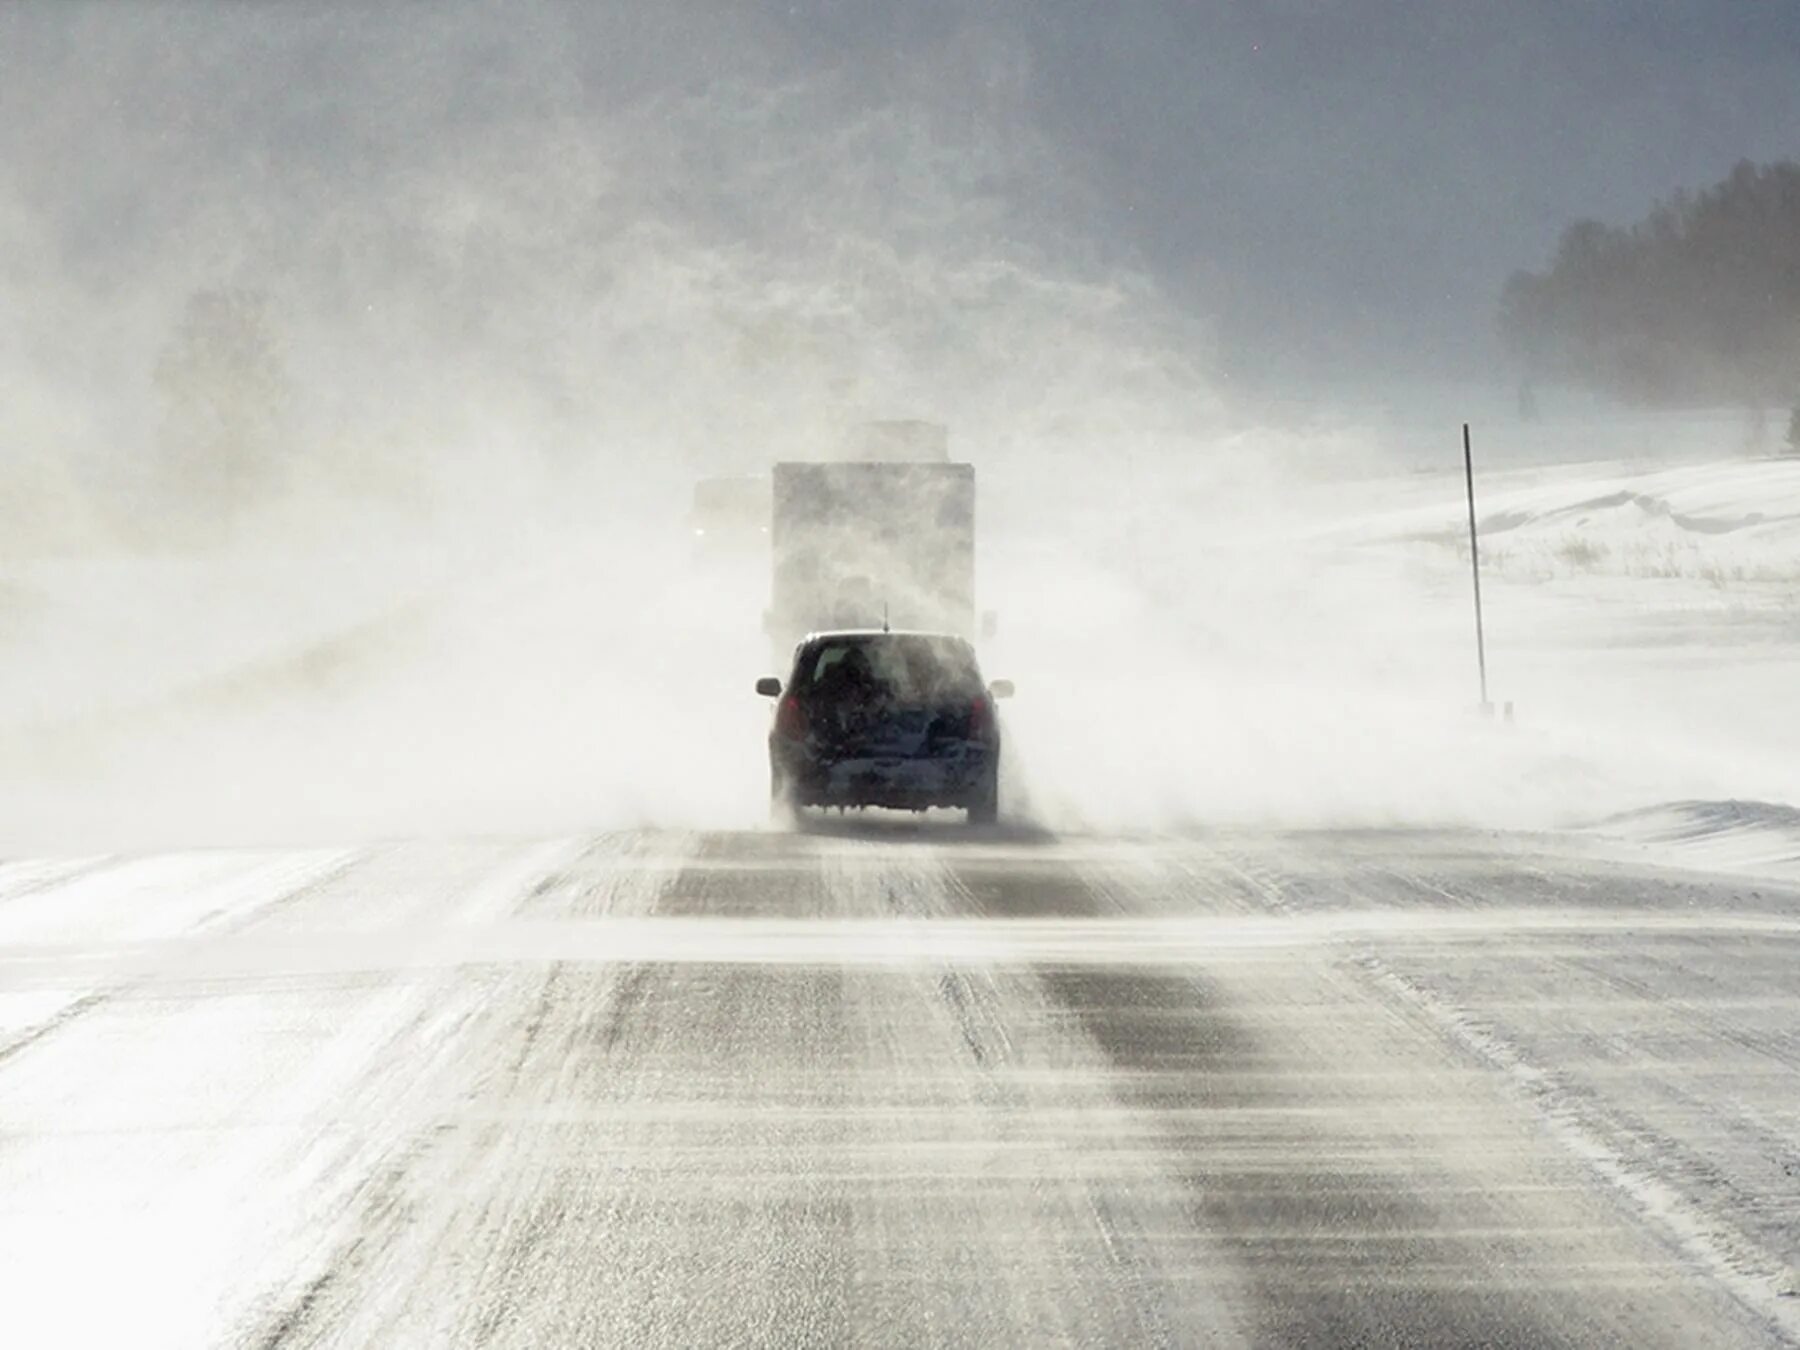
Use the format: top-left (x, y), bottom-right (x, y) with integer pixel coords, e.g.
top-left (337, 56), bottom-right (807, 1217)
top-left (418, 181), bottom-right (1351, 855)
top-left (757, 630), bottom-right (1013, 824)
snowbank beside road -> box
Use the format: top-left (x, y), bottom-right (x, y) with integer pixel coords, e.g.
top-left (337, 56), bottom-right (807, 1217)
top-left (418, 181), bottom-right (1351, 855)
top-left (1596, 800), bottom-right (1800, 883)
top-left (1343, 455), bottom-right (1800, 586)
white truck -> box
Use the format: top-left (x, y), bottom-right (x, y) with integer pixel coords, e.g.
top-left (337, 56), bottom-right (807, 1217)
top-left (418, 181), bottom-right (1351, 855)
top-left (683, 423), bottom-right (943, 562)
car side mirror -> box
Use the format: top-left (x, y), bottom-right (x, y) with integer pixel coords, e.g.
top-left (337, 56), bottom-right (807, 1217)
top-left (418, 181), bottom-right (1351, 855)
top-left (988, 679), bottom-right (1014, 700)
top-left (755, 677), bottom-right (782, 697)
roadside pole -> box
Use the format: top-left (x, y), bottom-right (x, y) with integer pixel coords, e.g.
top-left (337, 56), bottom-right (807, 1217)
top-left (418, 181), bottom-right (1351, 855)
top-left (1463, 423), bottom-right (1492, 716)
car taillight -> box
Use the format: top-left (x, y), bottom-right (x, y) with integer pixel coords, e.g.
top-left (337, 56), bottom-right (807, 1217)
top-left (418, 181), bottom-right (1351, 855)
top-left (775, 694), bottom-right (808, 740)
top-left (968, 694), bottom-right (992, 739)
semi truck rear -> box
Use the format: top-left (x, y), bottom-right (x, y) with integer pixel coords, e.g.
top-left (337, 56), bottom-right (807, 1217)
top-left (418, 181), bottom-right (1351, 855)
top-left (766, 461), bottom-right (976, 662)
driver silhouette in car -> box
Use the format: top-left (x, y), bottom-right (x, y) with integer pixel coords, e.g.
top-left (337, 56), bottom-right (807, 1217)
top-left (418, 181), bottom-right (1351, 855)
top-left (828, 645), bottom-right (876, 695)
top-left (816, 645), bottom-right (883, 727)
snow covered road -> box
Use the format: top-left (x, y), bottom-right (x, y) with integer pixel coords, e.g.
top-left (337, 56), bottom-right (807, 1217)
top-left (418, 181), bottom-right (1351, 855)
top-left (3, 821), bottom-right (1798, 1346)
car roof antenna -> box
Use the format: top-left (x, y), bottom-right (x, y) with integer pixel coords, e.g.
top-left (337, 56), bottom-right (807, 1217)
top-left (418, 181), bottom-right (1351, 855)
top-left (882, 601), bottom-right (890, 633)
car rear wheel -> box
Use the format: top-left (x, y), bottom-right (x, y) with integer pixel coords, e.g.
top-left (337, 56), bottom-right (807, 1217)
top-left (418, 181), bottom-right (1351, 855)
top-left (966, 771), bottom-right (998, 827)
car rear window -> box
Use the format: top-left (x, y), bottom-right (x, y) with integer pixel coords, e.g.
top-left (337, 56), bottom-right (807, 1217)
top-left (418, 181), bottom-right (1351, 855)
top-left (798, 636), bottom-right (982, 703)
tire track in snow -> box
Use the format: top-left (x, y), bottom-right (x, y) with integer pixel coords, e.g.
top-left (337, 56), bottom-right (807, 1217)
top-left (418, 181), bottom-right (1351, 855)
top-left (1268, 848), bottom-right (1800, 1344)
top-left (1359, 951), bottom-right (1800, 1344)
top-left (234, 834), bottom-right (699, 1350)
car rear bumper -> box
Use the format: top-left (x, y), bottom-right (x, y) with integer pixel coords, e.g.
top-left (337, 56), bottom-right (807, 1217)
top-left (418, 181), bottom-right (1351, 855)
top-left (774, 745), bottom-right (994, 810)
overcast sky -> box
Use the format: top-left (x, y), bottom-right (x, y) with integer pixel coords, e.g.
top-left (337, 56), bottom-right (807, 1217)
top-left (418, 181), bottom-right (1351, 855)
top-left (1013, 1), bottom-right (1800, 384)
top-left (4, 1), bottom-right (1797, 420)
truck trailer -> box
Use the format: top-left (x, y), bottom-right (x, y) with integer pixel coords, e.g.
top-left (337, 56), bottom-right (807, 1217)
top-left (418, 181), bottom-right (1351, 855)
top-left (766, 460), bottom-right (976, 662)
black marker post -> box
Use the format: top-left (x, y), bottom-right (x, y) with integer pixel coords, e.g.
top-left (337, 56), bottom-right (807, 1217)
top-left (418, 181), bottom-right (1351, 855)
top-left (1463, 422), bottom-right (1492, 716)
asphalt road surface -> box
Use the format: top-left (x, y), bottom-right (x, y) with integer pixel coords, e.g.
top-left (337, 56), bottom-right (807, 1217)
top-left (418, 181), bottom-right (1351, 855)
top-left (3, 819), bottom-right (1799, 1347)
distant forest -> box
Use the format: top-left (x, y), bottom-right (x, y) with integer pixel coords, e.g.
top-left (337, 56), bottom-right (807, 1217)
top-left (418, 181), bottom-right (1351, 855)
top-left (1501, 160), bottom-right (1800, 441)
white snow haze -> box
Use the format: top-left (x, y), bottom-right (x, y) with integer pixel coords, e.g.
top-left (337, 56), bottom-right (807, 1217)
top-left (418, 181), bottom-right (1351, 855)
top-left (3, 1), bottom-right (1797, 852)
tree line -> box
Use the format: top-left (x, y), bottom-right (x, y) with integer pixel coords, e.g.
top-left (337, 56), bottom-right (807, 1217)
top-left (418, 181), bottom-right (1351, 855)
top-left (1500, 159), bottom-right (1800, 447)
